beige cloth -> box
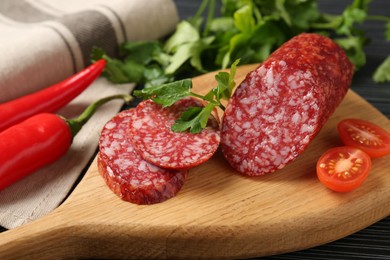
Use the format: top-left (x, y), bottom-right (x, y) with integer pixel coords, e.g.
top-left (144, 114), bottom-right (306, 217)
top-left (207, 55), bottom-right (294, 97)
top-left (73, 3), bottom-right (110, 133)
top-left (0, 0), bottom-right (179, 229)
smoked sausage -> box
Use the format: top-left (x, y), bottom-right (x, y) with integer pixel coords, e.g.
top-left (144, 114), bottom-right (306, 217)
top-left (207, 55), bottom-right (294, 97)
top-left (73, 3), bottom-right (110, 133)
top-left (98, 109), bottom-right (187, 204)
top-left (221, 33), bottom-right (354, 176)
top-left (129, 97), bottom-right (220, 170)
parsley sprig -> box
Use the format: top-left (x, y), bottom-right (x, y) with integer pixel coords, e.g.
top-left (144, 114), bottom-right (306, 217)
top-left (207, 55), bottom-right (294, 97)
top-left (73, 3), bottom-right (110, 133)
top-left (92, 0), bottom-right (390, 85)
top-left (91, 0), bottom-right (390, 133)
top-left (133, 59), bottom-right (240, 133)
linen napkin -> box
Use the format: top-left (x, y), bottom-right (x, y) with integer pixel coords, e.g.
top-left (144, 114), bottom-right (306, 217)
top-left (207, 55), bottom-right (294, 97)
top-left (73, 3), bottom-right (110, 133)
top-left (0, 0), bottom-right (179, 229)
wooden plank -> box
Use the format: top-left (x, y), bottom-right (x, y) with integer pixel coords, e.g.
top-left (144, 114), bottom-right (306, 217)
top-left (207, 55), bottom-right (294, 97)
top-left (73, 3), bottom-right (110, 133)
top-left (0, 65), bottom-right (389, 259)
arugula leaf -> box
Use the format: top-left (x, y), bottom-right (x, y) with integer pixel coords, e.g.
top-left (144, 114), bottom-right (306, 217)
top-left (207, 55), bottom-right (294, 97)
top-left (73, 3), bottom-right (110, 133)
top-left (133, 79), bottom-right (192, 107)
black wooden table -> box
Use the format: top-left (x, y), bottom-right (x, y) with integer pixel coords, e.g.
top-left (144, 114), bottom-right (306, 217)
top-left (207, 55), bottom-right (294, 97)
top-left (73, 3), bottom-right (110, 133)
top-left (174, 0), bottom-right (389, 259)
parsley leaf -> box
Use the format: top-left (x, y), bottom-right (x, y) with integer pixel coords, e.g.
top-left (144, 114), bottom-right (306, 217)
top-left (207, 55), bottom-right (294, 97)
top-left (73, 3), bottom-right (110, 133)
top-left (93, 0), bottom-right (390, 90)
top-left (373, 55), bottom-right (390, 83)
top-left (134, 59), bottom-right (239, 133)
top-left (335, 36), bottom-right (367, 70)
top-left (120, 41), bottom-right (161, 65)
top-left (164, 21), bottom-right (200, 53)
top-left (171, 102), bottom-right (215, 133)
top-left (212, 58), bottom-right (239, 103)
top-left (91, 47), bottom-right (132, 84)
top-left (163, 20), bottom-right (216, 74)
top-left (336, 5), bottom-right (367, 36)
top-left (91, 43), bottom-right (173, 87)
top-left (310, 0), bottom-right (371, 70)
top-left (165, 35), bottom-right (215, 74)
top-left (133, 79), bottom-right (192, 107)
top-left (385, 21), bottom-right (390, 40)
top-left (372, 20), bottom-right (390, 83)
top-left (170, 59), bottom-right (239, 133)
top-left (219, 3), bottom-right (256, 68)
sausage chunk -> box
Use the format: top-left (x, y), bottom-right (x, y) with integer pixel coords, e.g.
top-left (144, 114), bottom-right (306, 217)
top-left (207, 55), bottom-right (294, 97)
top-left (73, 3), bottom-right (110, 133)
top-left (98, 109), bottom-right (187, 204)
top-left (221, 33), bottom-right (354, 176)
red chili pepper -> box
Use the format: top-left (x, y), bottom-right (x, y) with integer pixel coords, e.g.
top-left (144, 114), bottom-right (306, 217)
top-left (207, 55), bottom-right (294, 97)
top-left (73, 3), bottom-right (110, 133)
top-left (0, 94), bottom-right (132, 191)
top-left (0, 59), bottom-right (106, 133)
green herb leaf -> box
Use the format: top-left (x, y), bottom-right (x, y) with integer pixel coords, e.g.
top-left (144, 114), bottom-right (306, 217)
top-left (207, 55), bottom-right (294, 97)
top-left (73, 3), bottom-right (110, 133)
top-left (275, 0), bottom-right (292, 27)
top-left (213, 71), bottom-right (230, 102)
top-left (165, 36), bottom-right (215, 75)
top-left (171, 102), bottom-right (215, 133)
top-left (210, 17), bottom-right (235, 32)
top-left (335, 36), bottom-right (367, 70)
top-left (220, 31), bottom-right (251, 68)
top-left (164, 21), bottom-right (200, 53)
top-left (92, 48), bottom-right (133, 83)
top-left (120, 41), bottom-right (161, 65)
top-left (94, 0), bottom-right (390, 87)
top-left (214, 58), bottom-right (239, 101)
top-left (285, 0), bottom-right (320, 31)
top-left (91, 47), bottom-right (106, 62)
top-left (136, 60), bottom-right (239, 133)
top-left (385, 21), bottom-right (390, 41)
top-left (133, 79), bottom-right (192, 107)
top-left (337, 7), bottom-right (367, 35)
top-left (219, 3), bottom-right (255, 68)
top-left (143, 65), bottom-right (173, 88)
top-left (373, 55), bottom-right (390, 83)
top-left (234, 4), bottom-right (255, 33)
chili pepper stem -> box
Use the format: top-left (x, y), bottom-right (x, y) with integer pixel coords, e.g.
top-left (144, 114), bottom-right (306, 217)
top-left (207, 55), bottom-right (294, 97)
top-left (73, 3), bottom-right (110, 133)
top-left (66, 94), bottom-right (133, 138)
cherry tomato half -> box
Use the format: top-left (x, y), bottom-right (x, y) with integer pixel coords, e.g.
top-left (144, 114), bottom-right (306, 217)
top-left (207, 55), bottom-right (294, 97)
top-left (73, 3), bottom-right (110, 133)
top-left (317, 146), bottom-right (371, 192)
top-left (337, 118), bottom-right (390, 158)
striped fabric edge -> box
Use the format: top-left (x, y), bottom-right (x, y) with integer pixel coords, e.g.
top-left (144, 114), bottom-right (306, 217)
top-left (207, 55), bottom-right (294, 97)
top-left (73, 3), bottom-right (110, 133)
top-left (56, 9), bottom-right (119, 68)
top-left (0, 0), bottom-right (123, 71)
top-left (0, 0), bottom-right (55, 23)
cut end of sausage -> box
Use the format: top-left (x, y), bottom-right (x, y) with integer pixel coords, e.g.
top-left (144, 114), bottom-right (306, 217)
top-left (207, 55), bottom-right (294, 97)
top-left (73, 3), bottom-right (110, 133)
top-left (129, 97), bottom-right (221, 170)
top-left (98, 109), bottom-right (187, 205)
top-left (221, 33), bottom-right (354, 176)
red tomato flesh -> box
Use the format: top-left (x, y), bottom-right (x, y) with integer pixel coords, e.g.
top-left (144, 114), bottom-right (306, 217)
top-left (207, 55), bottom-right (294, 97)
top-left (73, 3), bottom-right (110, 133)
top-left (316, 146), bottom-right (371, 192)
top-left (337, 118), bottom-right (390, 158)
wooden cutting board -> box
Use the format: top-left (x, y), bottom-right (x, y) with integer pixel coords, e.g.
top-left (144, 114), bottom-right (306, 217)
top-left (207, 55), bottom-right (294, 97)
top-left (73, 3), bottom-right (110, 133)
top-left (0, 64), bottom-right (389, 259)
